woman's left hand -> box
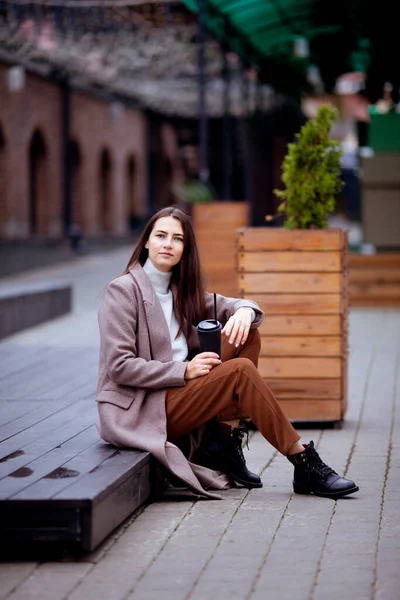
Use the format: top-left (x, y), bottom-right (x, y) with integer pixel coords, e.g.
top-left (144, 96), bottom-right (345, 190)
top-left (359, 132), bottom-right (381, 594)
top-left (222, 308), bottom-right (253, 347)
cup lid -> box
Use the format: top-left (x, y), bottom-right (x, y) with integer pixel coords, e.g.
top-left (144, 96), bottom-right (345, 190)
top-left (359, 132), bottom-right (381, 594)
top-left (197, 319), bottom-right (220, 331)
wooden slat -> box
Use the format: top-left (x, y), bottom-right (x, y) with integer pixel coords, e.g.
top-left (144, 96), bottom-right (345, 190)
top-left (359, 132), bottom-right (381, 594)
top-left (238, 251), bottom-right (341, 273)
top-left (348, 253), bottom-right (400, 268)
top-left (267, 378), bottom-right (341, 399)
top-left (349, 269), bottom-right (400, 284)
top-left (259, 357), bottom-right (341, 378)
top-left (349, 283), bottom-right (400, 297)
top-left (193, 202), bottom-right (249, 227)
top-left (0, 401), bottom-right (43, 428)
top-left (349, 280), bottom-right (400, 306)
top-left (260, 336), bottom-right (341, 357)
top-left (247, 293), bottom-right (341, 315)
top-left (259, 315), bottom-right (341, 336)
top-left (236, 228), bottom-right (345, 251)
top-left (239, 272), bottom-right (342, 294)
top-left (279, 399), bottom-right (341, 421)
top-left (350, 297), bottom-right (400, 307)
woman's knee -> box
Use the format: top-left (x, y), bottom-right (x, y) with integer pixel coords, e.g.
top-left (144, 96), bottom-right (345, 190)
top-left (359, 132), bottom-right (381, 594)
top-left (234, 357), bottom-right (258, 375)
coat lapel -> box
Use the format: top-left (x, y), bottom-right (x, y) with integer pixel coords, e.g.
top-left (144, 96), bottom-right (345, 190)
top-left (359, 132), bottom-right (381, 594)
top-left (129, 264), bottom-right (172, 361)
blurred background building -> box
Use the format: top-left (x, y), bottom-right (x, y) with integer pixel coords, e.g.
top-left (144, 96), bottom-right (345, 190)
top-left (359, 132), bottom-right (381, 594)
top-left (0, 0), bottom-right (399, 267)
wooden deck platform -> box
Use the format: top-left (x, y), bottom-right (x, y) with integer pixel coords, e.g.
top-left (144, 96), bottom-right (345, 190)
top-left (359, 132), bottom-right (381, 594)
top-left (0, 344), bottom-right (152, 554)
top-left (0, 282), bottom-right (72, 340)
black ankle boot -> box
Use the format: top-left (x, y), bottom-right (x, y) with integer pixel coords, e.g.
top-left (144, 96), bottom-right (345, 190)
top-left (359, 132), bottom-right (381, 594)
top-left (196, 422), bottom-right (262, 489)
top-left (287, 441), bottom-right (359, 499)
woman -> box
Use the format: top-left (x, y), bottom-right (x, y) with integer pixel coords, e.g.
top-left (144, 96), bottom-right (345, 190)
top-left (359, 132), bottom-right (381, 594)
top-left (97, 206), bottom-right (359, 500)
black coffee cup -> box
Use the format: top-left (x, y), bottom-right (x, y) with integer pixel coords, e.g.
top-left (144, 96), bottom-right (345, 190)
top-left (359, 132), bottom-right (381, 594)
top-left (197, 319), bottom-right (222, 358)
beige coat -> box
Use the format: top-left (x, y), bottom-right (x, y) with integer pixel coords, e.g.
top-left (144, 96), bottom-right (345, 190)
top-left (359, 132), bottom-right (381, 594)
top-left (96, 264), bottom-right (264, 499)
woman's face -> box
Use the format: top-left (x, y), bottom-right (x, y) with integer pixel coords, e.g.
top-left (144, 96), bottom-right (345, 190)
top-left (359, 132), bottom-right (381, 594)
top-left (145, 216), bottom-right (184, 272)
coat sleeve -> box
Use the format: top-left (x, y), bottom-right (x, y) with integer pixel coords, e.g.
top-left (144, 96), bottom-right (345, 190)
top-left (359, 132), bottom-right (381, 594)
top-left (98, 279), bottom-right (187, 389)
top-left (204, 292), bottom-right (264, 328)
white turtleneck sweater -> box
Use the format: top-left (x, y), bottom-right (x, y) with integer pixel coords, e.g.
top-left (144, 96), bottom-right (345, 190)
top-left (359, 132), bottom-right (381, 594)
top-left (143, 259), bottom-right (189, 361)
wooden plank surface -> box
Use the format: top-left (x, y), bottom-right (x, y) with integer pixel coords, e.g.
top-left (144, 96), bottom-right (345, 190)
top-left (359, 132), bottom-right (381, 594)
top-left (266, 378), bottom-right (341, 399)
top-left (247, 293), bottom-right (341, 315)
top-left (56, 449), bottom-right (147, 501)
top-left (0, 401), bottom-right (46, 427)
top-left (0, 400), bottom-right (91, 456)
top-left (239, 272), bottom-right (342, 294)
top-left (348, 252), bottom-right (400, 268)
top-left (349, 269), bottom-right (400, 284)
top-left (236, 228), bottom-right (345, 251)
top-left (349, 283), bottom-right (400, 298)
top-left (350, 296), bottom-right (400, 307)
top-left (13, 441), bottom-right (118, 500)
top-left (2, 352), bottom-right (97, 401)
top-left (260, 335), bottom-right (341, 357)
top-left (259, 315), bottom-right (341, 336)
top-left (238, 251), bottom-right (342, 273)
top-left (0, 409), bottom-right (96, 479)
top-left (259, 357), bottom-right (341, 378)
top-left (0, 424), bottom-right (100, 499)
top-left (279, 399), bottom-right (342, 421)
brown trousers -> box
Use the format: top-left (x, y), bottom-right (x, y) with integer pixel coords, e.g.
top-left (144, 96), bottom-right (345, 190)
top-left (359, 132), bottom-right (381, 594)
top-left (166, 328), bottom-right (300, 455)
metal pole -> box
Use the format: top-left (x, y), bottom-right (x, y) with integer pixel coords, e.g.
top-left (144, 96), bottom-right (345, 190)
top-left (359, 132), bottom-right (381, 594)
top-left (241, 68), bottom-right (251, 204)
top-left (222, 51), bottom-right (232, 199)
top-left (197, 0), bottom-right (209, 184)
top-left (61, 78), bottom-right (72, 235)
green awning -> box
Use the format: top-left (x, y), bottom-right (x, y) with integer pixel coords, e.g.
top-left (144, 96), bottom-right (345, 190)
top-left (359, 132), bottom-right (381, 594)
top-left (182, 0), bottom-right (360, 95)
top-left (185, 0), bottom-right (338, 58)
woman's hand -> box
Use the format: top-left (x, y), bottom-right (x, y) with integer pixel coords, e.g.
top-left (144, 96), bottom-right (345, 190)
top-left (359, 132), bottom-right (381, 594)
top-left (184, 352), bottom-right (221, 380)
top-left (222, 307), bottom-right (253, 347)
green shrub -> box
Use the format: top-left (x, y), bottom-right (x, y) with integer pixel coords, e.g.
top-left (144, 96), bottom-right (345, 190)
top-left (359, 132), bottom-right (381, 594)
top-left (274, 105), bottom-right (344, 229)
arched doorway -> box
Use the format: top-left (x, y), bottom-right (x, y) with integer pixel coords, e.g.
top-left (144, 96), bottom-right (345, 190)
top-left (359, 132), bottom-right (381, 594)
top-left (126, 155), bottom-right (137, 230)
top-left (70, 140), bottom-right (83, 230)
top-left (28, 130), bottom-right (48, 235)
top-left (0, 126), bottom-right (6, 236)
top-left (99, 149), bottom-right (112, 232)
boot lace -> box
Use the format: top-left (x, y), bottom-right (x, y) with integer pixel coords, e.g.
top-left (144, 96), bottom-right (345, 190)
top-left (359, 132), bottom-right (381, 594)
top-left (307, 447), bottom-right (337, 479)
top-left (231, 426), bottom-right (249, 464)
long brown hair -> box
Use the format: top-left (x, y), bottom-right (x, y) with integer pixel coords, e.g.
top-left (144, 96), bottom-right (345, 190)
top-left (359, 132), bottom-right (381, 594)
top-left (123, 206), bottom-right (206, 337)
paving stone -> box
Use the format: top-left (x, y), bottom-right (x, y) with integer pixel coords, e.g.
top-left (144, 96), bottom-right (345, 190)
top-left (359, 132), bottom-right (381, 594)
top-left (67, 555), bottom-right (149, 600)
top-left (7, 563), bottom-right (92, 600)
top-left (0, 563), bottom-right (37, 598)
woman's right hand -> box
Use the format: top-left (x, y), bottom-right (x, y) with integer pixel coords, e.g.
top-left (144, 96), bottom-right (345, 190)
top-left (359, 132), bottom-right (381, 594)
top-left (184, 352), bottom-right (221, 380)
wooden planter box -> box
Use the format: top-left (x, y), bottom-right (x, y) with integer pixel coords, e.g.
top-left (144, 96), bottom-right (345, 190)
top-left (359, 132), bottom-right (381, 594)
top-left (193, 202), bottom-right (249, 297)
top-left (236, 227), bottom-right (349, 424)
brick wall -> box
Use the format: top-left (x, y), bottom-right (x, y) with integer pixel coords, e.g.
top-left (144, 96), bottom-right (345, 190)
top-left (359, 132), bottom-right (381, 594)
top-left (0, 63), bottom-right (150, 239)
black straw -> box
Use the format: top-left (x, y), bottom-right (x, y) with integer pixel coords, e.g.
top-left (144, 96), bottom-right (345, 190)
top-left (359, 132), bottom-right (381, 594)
top-left (213, 293), bottom-right (217, 323)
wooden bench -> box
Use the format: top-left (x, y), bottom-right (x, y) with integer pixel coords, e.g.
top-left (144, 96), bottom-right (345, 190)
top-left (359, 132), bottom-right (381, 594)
top-left (348, 252), bottom-right (400, 307)
top-left (0, 282), bottom-right (72, 339)
top-left (0, 399), bottom-right (152, 554)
